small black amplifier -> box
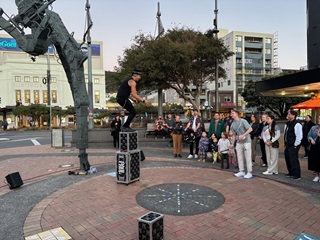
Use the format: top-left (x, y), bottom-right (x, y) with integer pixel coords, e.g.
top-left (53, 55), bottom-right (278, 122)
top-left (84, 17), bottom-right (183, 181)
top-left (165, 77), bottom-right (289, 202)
top-left (5, 172), bottom-right (23, 189)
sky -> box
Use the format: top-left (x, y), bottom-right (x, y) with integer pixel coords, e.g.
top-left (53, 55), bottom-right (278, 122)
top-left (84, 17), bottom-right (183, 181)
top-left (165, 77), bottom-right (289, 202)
top-left (0, 0), bottom-right (307, 71)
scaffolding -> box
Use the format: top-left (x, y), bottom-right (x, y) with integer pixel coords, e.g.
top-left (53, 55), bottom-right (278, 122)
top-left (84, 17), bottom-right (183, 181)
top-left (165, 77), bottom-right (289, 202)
top-left (273, 31), bottom-right (279, 70)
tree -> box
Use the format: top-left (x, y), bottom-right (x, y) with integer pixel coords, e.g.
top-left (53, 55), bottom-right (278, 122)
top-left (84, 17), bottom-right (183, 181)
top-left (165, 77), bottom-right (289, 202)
top-left (52, 106), bottom-right (69, 127)
top-left (13, 104), bottom-right (49, 127)
top-left (116, 28), bottom-right (234, 110)
top-left (242, 80), bottom-right (307, 119)
top-left (105, 71), bottom-right (123, 93)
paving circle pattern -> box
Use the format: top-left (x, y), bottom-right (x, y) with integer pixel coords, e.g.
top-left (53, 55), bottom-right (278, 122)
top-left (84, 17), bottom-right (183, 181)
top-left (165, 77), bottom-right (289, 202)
top-left (136, 183), bottom-right (225, 216)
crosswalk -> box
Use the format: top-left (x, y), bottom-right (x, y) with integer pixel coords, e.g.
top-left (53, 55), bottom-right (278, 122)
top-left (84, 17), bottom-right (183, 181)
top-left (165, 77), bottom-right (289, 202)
top-left (0, 138), bottom-right (42, 145)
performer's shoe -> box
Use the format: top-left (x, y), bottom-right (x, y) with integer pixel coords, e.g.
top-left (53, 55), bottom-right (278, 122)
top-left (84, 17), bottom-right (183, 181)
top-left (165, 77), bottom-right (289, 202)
top-left (121, 127), bottom-right (135, 132)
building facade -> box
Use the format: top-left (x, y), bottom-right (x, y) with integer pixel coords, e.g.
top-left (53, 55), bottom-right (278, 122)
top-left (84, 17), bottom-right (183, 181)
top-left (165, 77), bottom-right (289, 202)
top-left (211, 30), bottom-right (275, 110)
top-left (0, 34), bottom-right (105, 126)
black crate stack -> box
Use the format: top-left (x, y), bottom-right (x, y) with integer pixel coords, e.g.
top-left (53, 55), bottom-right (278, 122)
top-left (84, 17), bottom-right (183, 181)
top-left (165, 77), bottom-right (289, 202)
top-left (137, 212), bottom-right (164, 240)
top-left (116, 131), bottom-right (141, 185)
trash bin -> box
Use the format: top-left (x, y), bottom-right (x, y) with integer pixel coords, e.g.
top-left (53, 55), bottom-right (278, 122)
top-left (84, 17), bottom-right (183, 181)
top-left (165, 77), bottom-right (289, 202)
top-left (51, 128), bottom-right (64, 147)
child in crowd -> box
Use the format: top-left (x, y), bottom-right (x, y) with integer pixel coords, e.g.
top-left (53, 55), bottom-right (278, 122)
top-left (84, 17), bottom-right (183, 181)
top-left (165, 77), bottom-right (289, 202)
top-left (218, 132), bottom-right (231, 169)
top-left (198, 131), bottom-right (209, 162)
top-left (209, 134), bottom-right (219, 164)
top-left (228, 131), bottom-right (237, 166)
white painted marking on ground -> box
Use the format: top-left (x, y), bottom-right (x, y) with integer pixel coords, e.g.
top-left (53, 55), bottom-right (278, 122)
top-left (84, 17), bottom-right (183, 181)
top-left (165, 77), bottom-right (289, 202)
top-left (0, 138), bottom-right (9, 141)
top-left (31, 139), bottom-right (41, 145)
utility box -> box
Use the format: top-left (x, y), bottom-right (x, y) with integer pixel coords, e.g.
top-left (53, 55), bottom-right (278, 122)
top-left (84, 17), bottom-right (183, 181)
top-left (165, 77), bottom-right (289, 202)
top-left (116, 150), bottom-right (140, 185)
top-left (119, 131), bottom-right (138, 152)
top-left (51, 128), bottom-right (64, 147)
top-left (137, 212), bottom-right (164, 240)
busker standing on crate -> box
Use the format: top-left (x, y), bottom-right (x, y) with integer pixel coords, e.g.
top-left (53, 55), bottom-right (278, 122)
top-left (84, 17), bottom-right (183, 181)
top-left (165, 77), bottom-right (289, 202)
top-left (116, 69), bottom-right (150, 132)
top-left (185, 109), bottom-right (203, 159)
top-left (230, 109), bottom-right (253, 179)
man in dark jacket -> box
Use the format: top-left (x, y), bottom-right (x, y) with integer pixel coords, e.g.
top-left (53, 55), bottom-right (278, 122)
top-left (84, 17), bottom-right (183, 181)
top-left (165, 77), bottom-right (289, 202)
top-left (284, 110), bottom-right (303, 180)
top-left (257, 114), bottom-right (268, 167)
top-left (208, 112), bottom-right (225, 139)
top-left (302, 115), bottom-right (315, 158)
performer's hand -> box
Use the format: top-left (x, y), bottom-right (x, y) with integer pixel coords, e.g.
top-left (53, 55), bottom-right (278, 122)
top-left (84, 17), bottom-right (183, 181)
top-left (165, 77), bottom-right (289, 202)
top-left (144, 100), bottom-right (151, 106)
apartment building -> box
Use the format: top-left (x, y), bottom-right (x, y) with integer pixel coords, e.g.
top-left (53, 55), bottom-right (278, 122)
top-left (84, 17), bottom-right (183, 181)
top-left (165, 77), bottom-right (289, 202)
top-left (211, 30), bottom-right (275, 110)
top-left (0, 34), bottom-right (105, 124)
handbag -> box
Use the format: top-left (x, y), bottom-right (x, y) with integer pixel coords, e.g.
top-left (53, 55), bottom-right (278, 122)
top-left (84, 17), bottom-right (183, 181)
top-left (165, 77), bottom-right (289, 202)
top-left (271, 140), bottom-right (279, 148)
top-left (140, 150), bottom-right (145, 161)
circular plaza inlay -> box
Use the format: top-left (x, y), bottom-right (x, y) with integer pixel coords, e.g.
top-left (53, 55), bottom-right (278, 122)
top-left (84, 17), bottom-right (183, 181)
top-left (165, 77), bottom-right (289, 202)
top-left (136, 183), bottom-right (225, 216)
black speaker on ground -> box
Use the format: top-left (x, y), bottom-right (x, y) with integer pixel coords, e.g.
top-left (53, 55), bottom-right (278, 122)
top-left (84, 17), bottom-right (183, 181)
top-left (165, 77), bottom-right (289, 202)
top-left (5, 172), bottom-right (23, 189)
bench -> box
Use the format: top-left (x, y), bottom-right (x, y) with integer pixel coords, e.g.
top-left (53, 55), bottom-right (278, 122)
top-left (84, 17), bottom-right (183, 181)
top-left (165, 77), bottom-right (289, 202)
top-left (144, 123), bottom-right (155, 137)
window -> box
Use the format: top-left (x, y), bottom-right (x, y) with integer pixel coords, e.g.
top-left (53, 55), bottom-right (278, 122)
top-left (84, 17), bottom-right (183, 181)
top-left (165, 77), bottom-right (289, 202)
top-left (15, 76), bottom-right (21, 82)
top-left (224, 96), bottom-right (231, 102)
top-left (16, 90), bottom-right (21, 103)
top-left (52, 90), bottom-right (57, 103)
top-left (51, 77), bottom-right (57, 83)
top-left (24, 76), bottom-right (30, 82)
top-left (43, 90), bottom-right (48, 103)
top-left (34, 90), bottom-right (39, 104)
top-left (33, 76), bottom-right (39, 83)
top-left (85, 78), bottom-right (88, 84)
top-left (236, 47), bottom-right (242, 53)
top-left (245, 59), bottom-right (252, 64)
top-left (236, 36), bottom-right (242, 42)
top-left (227, 80), bottom-right (231, 86)
top-left (265, 48), bottom-right (271, 54)
top-left (94, 91), bottom-right (100, 104)
top-left (25, 90), bottom-right (30, 103)
top-left (265, 38), bottom-right (272, 44)
top-left (94, 78), bottom-right (99, 84)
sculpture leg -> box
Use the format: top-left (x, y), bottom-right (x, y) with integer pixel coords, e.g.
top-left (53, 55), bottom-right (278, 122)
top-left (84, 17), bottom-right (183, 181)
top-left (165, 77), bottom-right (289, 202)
top-left (78, 149), bottom-right (90, 171)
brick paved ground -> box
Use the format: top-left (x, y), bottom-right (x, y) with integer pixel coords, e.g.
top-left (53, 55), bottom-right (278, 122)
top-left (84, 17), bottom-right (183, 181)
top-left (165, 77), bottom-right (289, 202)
top-left (1, 140), bottom-right (320, 240)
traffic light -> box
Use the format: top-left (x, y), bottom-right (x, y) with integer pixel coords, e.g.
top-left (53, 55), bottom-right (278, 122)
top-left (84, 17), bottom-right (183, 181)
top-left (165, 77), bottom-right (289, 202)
top-left (0, 97), bottom-right (1, 104)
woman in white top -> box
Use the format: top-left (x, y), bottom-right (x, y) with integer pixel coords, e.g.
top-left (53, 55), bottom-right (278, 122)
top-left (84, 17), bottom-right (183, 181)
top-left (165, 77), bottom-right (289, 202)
top-left (262, 114), bottom-right (281, 175)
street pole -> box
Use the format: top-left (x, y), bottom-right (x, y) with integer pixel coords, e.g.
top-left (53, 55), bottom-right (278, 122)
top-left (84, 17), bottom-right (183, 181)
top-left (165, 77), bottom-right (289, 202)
top-left (47, 47), bottom-right (51, 129)
top-left (86, 0), bottom-right (94, 129)
top-left (213, 0), bottom-right (219, 112)
top-left (157, 2), bottom-right (164, 117)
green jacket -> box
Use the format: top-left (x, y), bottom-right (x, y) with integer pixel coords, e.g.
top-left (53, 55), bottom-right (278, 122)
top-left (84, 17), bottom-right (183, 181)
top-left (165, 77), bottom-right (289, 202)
top-left (208, 119), bottom-right (225, 139)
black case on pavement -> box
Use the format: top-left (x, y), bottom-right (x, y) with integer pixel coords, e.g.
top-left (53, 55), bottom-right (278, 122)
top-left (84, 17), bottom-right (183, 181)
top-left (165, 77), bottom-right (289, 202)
top-left (5, 172), bottom-right (23, 189)
top-left (116, 150), bottom-right (140, 185)
top-left (119, 131), bottom-right (138, 152)
top-left (137, 211), bottom-right (164, 240)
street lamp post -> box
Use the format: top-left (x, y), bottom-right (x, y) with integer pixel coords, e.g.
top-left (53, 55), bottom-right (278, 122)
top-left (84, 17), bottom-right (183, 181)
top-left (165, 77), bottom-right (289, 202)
top-left (213, 0), bottom-right (219, 112)
top-left (47, 47), bottom-right (52, 129)
top-left (85, 0), bottom-right (94, 129)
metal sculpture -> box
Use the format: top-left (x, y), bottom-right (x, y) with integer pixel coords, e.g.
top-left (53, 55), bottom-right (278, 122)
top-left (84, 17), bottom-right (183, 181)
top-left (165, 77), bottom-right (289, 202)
top-left (0, 0), bottom-right (91, 172)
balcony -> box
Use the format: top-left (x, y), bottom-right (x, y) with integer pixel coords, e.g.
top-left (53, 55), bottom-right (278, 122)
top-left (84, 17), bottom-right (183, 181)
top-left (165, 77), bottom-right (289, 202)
top-left (245, 42), bottom-right (263, 49)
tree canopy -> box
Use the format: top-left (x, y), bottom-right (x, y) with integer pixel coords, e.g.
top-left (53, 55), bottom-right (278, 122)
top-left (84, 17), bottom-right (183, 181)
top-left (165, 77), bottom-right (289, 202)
top-left (116, 28), bottom-right (234, 110)
top-left (242, 80), bottom-right (307, 119)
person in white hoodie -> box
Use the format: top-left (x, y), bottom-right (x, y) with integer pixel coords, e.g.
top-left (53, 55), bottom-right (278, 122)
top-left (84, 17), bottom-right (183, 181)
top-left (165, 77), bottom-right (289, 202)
top-left (262, 114), bottom-right (281, 175)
